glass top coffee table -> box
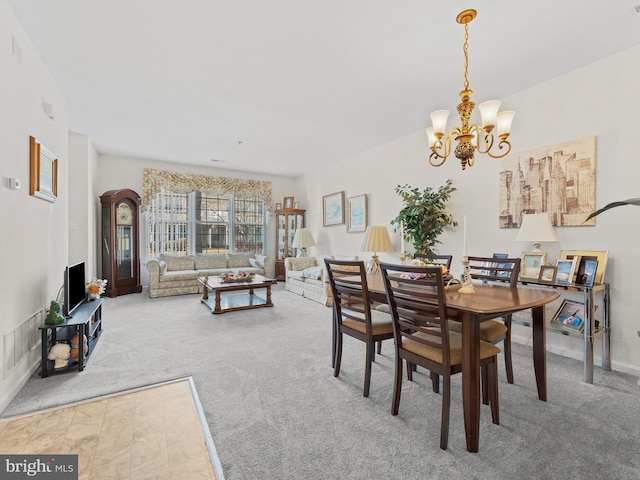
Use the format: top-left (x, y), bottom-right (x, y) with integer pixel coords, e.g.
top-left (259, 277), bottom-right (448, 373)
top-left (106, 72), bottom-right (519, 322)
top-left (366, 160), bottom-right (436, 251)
top-left (197, 275), bottom-right (277, 314)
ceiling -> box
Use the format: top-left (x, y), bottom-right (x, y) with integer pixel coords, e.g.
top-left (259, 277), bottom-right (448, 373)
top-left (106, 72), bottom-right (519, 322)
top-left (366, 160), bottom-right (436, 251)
top-left (7, 0), bottom-right (640, 177)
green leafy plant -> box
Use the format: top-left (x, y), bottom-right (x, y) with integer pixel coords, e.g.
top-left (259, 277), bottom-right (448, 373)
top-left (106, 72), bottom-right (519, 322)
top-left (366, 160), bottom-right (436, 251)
top-left (391, 179), bottom-right (458, 256)
top-left (584, 198), bottom-right (640, 222)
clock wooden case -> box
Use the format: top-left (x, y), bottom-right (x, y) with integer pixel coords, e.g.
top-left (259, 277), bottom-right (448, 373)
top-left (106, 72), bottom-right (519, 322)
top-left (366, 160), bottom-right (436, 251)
top-left (100, 189), bottom-right (143, 297)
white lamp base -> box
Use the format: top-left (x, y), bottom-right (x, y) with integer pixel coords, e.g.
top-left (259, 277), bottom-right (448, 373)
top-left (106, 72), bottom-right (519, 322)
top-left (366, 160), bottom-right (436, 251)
top-left (366, 256), bottom-right (380, 275)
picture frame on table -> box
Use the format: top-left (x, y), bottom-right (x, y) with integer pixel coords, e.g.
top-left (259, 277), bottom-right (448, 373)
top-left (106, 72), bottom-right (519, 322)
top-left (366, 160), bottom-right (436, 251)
top-left (521, 252), bottom-right (547, 279)
top-left (559, 250), bottom-right (608, 284)
top-left (538, 265), bottom-right (557, 283)
top-left (276, 203), bottom-right (282, 210)
top-left (323, 191), bottom-right (344, 226)
top-left (346, 194), bottom-right (367, 233)
top-left (550, 299), bottom-right (586, 333)
top-left (575, 258), bottom-right (599, 287)
top-left (556, 258), bottom-right (578, 285)
top-left (294, 202), bottom-right (300, 209)
top-left (29, 136), bottom-right (58, 203)
top-left (283, 196), bottom-right (294, 209)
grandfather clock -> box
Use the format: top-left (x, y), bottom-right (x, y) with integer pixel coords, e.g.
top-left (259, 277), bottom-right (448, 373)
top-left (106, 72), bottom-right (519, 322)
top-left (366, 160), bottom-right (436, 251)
top-left (100, 189), bottom-right (143, 297)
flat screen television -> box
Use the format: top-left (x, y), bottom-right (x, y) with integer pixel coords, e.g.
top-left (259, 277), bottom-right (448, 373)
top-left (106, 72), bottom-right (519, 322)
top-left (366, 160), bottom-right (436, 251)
top-left (63, 261), bottom-right (86, 318)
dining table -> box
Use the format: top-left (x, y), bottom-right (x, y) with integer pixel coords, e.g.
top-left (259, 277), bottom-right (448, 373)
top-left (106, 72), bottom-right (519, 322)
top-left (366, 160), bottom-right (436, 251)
top-left (350, 274), bottom-right (560, 453)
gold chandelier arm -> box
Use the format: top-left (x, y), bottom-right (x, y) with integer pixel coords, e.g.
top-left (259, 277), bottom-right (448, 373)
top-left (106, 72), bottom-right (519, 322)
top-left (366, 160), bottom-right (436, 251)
top-left (428, 127), bottom-right (459, 166)
top-left (486, 139), bottom-right (512, 159)
top-left (471, 124), bottom-right (494, 155)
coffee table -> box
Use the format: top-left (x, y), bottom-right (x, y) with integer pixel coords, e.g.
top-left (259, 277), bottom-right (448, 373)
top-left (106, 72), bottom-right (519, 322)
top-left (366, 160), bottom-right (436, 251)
top-left (198, 275), bottom-right (277, 314)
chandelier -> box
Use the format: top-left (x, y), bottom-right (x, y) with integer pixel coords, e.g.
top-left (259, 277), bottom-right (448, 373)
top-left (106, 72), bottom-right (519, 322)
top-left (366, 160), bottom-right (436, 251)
top-left (426, 9), bottom-right (515, 170)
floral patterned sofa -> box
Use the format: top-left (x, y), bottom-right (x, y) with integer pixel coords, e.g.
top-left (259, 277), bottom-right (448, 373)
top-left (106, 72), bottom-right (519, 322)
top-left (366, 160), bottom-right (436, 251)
top-left (284, 255), bottom-right (358, 306)
top-left (147, 253), bottom-right (274, 298)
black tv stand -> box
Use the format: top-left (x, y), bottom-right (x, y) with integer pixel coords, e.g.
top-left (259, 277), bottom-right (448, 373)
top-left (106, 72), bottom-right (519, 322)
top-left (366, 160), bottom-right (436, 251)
top-left (39, 298), bottom-right (103, 377)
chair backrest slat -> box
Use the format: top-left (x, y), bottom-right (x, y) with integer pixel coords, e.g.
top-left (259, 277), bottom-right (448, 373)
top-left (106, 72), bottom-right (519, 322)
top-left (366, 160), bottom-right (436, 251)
top-left (466, 255), bottom-right (521, 287)
top-left (412, 253), bottom-right (454, 270)
top-left (324, 258), bottom-right (373, 333)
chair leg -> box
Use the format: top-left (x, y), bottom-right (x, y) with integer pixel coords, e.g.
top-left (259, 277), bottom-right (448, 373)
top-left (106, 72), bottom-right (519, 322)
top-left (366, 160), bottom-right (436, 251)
top-left (488, 359), bottom-right (500, 425)
top-left (391, 354), bottom-right (403, 415)
top-left (407, 360), bottom-right (413, 381)
top-left (481, 366), bottom-right (489, 405)
top-left (504, 334), bottom-right (514, 384)
top-left (377, 340), bottom-right (382, 355)
top-left (364, 342), bottom-right (372, 397)
top-left (334, 333), bottom-right (343, 378)
top-left (440, 373), bottom-right (451, 450)
top-left (431, 371), bottom-right (440, 393)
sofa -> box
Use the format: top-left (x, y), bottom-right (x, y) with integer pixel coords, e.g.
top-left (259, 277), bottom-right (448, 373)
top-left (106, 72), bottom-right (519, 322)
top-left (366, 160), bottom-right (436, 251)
top-left (146, 253), bottom-right (275, 298)
top-left (284, 255), bottom-right (358, 306)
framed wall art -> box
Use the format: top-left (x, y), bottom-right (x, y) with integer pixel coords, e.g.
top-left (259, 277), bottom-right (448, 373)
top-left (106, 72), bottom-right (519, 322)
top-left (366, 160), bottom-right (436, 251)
top-left (556, 258), bottom-right (578, 285)
top-left (29, 136), bottom-right (58, 203)
top-left (521, 252), bottom-right (547, 279)
top-left (499, 135), bottom-right (596, 228)
top-left (346, 194), bottom-right (367, 233)
top-left (575, 258), bottom-right (599, 287)
top-left (323, 191), bottom-right (344, 226)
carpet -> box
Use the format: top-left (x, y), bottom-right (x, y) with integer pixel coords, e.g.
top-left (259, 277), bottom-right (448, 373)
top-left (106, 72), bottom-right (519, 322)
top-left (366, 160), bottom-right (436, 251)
top-left (2, 285), bottom-right (639, 479)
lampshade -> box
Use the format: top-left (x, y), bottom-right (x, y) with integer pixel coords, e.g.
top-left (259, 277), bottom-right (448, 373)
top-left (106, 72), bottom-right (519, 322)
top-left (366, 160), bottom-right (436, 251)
top-left (361, 226), bottom-right (394, 274)
top-left (292, 228), bottom-right (315, 257)
top-left (515, 213), bottom-right (558, 251)
top-left (292, 228), bottom-right (315, 249)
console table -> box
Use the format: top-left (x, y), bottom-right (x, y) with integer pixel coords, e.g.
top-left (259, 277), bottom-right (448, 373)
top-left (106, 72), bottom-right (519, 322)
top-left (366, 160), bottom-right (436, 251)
top-left (518, 279), bottom-right (610, 383)
top-left (39, 298), bottom-right (103, 377)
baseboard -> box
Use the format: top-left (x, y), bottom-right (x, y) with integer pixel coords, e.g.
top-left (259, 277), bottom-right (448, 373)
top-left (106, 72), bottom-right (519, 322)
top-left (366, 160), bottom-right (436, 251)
top-left (0, 360), bottom-right (41, 414)
top-left (511, 333), bottom-right (640, 379)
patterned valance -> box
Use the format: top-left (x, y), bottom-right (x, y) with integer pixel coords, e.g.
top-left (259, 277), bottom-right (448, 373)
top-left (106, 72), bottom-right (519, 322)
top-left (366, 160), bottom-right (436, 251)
top-left (142, 168), bottom-right (273, 211)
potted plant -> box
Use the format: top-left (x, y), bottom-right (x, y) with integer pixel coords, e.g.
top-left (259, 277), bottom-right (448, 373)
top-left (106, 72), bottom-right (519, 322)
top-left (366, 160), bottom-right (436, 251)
top-left (391, 179), bottom-right (458, 256)
top-left (585, 198), bottom-right (640, 221)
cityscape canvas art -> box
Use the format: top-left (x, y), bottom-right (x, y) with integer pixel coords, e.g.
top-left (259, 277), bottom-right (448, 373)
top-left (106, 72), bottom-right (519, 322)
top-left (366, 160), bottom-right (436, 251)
top-left (499, 136), bottom-right (596, 228)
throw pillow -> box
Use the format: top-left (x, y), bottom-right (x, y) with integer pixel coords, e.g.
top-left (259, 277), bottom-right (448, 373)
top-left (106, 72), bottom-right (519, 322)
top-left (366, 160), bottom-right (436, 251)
top-left (249, 258), bottom-right (265, 268)
top-left (289, 257), bottom-right (317, 271)
top-left (300, 266), bottom-right (322, 280)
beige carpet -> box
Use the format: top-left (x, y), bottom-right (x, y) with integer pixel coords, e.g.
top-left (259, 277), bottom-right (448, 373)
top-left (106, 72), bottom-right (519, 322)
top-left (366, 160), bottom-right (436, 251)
top-left (0, 377), bottom-right (223, 480)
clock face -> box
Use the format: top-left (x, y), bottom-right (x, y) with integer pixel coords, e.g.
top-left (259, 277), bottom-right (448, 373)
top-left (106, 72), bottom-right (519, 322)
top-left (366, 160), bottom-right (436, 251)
top-left (116, 203), bottom-right (133, 225)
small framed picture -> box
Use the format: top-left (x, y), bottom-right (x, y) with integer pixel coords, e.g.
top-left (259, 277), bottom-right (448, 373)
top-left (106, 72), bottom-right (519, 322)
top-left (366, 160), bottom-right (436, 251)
top-left (294, 202), bottom-right (300, 209)
top-left (283, 196), bottom-right (294, 209)
top-left (30, 136), bottom-right (58, 203)
top-left (521, 252), bottom-right (547, 279)
top-left (559, 250), bottom-right (608, 284)
top-left (346, 194), bottom-right (367, 233)
top-left (323, 191), bottom-right (344, 226)
top-left (575, 259), bottom-right (599, 287)
top-left (556, 258), bottom-right (578, 285)
top-left (550, 299), bottom-right (586, 334)
top-left (276, 202), bottom-right (282, 210)
top-left (538, 265), bottom-right (557, 283)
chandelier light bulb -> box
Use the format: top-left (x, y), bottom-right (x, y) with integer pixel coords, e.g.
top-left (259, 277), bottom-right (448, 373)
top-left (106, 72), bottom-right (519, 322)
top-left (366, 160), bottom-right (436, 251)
top-left (430, 110), bottom-right (450, 136)
top-left (496, 110), bottom-right (516, 137)
top-left (478, 100), bottom-right (501, 130)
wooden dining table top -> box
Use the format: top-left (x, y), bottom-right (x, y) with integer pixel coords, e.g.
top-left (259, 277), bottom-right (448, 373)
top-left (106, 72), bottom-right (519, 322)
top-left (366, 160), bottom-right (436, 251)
top-left (365, 274), bottom-right (560, 317)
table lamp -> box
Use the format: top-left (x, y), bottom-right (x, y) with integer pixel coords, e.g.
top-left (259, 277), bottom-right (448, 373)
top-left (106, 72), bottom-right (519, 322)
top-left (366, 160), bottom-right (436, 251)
top-left (360, 226), bottom-right (394, 274)
top-left (291, 228), bottom-right (315, 257)
top-left (515, 213), bottom-right (558, 252)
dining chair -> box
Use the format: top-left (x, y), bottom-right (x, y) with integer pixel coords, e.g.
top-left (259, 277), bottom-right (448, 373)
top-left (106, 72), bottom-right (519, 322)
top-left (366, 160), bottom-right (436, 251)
top-left (412, 253), bottom-right (454, 270)
top-left (324, 258), bottom-right (394, 397)
top-left (379, 262), bottom-right (500, 450)
top-left (459, 255), bottom-right (521, 397)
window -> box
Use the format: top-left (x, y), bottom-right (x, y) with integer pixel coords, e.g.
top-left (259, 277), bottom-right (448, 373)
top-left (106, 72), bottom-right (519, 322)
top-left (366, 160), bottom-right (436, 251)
top-left (147, 189), bottom-right (266, 258)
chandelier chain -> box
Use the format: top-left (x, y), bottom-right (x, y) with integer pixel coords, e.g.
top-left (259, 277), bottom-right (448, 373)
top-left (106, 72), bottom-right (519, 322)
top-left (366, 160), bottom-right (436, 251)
top-left (463, 23), bottom-right (469, 91)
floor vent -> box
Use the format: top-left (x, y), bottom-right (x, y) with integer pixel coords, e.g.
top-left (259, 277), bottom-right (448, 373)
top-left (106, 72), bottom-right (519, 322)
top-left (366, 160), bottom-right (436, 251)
top-left (3, 310), bottom-right (42, 378)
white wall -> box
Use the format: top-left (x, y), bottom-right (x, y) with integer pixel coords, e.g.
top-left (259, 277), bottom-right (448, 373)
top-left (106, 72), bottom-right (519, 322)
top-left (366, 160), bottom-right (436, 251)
top-left (295, 45), bottom-right (640, 377)
top-left (95, 155), bottom-right (298, 285)
top-left (0, 0), bottom-right (69, 411)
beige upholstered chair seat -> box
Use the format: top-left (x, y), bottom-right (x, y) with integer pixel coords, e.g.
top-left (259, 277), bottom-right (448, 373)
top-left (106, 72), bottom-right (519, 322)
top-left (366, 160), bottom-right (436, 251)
top-left (342, 310), bottom-right (393, 336)
top-left (403, 331), bottom-right (501, 365)
top-left (449, 319), bottom-right (508, 342)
